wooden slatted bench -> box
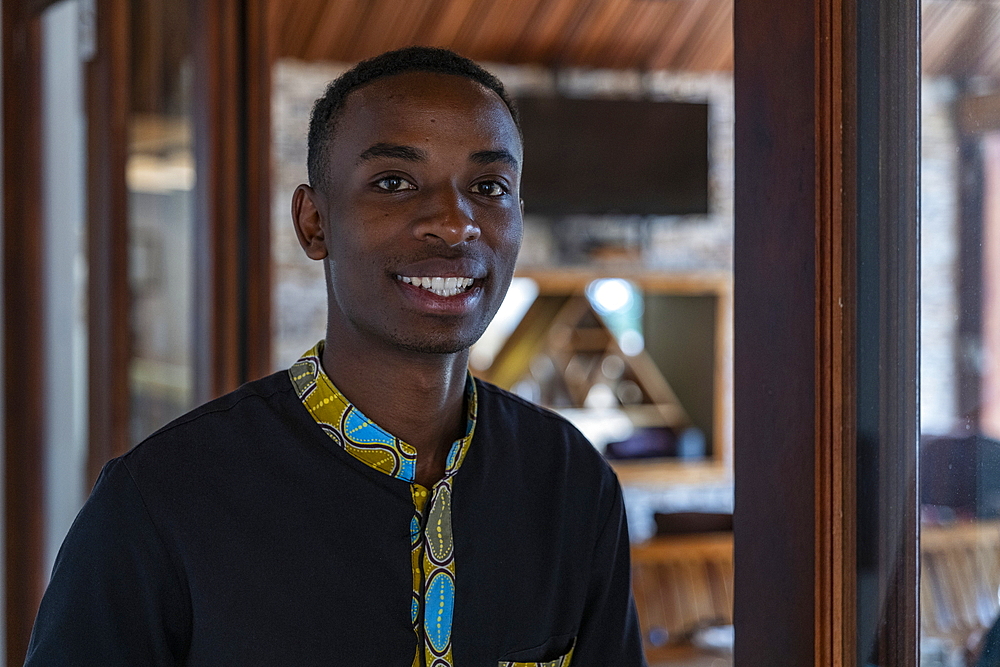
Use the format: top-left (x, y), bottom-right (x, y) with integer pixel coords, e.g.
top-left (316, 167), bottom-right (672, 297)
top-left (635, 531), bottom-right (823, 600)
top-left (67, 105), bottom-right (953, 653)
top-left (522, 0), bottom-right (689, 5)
top-left (921, 519), bottom-right (1000, 649)
top-left (631, 519), bottom-right (1000, 664)
top-left (631, 532), bottom-right (734, 663)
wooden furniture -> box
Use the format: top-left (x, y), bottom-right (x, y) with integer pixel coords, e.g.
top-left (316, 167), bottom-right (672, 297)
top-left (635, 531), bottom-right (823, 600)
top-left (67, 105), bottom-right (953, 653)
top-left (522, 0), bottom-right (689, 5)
top-left (475, 269), bottom-right (733, 485)
top-left (632, 521), bottom-right (1000, 664)
top-left (920, 520), bottom-right (1000, 648)
top-left (631, 532), bottom-right (734, 663)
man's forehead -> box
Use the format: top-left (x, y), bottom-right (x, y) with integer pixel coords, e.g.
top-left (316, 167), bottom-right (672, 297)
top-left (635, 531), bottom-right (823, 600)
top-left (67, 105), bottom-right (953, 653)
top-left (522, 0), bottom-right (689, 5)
top-left (334, 71), bottom-right (522, 157)
top-left (342, 72), bottom-right (515, 131)
top-left (349, 70), bottom-right (496, 105)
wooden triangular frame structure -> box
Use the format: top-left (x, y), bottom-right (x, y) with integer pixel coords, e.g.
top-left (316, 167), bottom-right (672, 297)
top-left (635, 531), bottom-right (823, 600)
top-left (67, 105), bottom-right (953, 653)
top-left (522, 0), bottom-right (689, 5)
top-left (477, 294), bottom-right (692, 430)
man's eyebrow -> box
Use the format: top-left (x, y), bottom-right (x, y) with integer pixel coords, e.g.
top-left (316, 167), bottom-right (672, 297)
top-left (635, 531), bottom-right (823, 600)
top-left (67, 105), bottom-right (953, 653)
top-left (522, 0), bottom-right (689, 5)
top-left (470, 150), bottom-right (519, 169)
top-left (356, 143), bottom-right (427, 164)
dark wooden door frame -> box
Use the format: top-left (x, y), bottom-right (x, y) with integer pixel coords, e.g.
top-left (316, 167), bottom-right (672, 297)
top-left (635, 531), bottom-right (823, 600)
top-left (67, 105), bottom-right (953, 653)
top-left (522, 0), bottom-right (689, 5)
top-left (733, 0), bottom-right (919, 665)
top-left (3, 1), bottom-right (47, 663)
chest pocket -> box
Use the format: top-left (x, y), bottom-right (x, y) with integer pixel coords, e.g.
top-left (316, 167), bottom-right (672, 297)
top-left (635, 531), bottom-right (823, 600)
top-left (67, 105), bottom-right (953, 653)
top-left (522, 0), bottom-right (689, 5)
top-left (498, 635), bottom-right (575, 667)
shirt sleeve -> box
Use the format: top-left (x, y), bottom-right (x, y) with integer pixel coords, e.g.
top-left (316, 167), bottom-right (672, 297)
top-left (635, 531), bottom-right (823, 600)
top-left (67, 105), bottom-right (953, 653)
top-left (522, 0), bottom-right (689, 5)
top-left (572, 479), bottom-right (648, 667)
top-left (23, 458), bottom-right (190, 667)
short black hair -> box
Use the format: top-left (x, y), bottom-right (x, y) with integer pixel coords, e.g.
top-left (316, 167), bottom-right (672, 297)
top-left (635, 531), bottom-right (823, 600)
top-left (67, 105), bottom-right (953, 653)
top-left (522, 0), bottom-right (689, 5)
top-left (306, 46), bottom-right (520, 193)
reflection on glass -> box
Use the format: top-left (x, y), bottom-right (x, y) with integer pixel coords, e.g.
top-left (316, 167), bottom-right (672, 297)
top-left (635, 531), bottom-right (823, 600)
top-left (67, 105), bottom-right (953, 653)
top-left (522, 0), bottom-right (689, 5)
top-left (127, 0), bottom-right (195, 443)
top-left (920, 3), bottom-right (1000, 665)
top-left (41, 0), bottom-right (89, 572)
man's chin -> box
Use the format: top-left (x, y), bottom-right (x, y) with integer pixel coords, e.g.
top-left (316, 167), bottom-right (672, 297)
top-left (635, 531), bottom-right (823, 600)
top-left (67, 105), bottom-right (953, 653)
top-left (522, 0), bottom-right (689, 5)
top-left (390, 335), bottom-right (475, 356)
top-left (347, 313), bottom-right (492, 357)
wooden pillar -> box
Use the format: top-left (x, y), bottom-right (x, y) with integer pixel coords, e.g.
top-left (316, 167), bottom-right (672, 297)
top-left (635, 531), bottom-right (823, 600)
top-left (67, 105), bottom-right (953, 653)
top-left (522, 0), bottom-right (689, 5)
top-left (85, 0), bottom-right (131, 487)
top-left (190, 0), bottom-right (272, 403)
top-left (3, 2), bottom-right (47, 661)
top-left (734, 0), bottom-right (821, 661)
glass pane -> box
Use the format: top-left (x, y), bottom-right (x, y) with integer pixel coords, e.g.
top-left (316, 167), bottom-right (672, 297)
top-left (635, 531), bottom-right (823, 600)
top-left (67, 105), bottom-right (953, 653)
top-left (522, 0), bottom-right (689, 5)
top-left (269, 4), bottom-right (734, 665)
top-left (126, 0), bottom-right (196, 443)
top-left (40, 0), bottom-right (89, 572)
top-left (920, 2), bottom-right (1000, 665)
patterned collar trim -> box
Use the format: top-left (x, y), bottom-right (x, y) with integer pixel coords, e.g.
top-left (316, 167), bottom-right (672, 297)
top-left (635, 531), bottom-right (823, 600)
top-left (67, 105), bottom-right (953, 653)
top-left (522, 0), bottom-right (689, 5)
top-left (288, 341), bottom-right (477, 484)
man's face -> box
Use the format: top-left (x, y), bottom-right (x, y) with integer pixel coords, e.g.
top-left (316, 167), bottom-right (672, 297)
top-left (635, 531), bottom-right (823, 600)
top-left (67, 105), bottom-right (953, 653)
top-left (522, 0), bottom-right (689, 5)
top-left (303, 71), bottom-right (523, 355)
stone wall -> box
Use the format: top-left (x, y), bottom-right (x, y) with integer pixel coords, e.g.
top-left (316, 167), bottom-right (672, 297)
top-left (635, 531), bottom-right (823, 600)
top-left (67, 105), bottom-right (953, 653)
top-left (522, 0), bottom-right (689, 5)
top-left (921, 77), bottom-right (961, 434)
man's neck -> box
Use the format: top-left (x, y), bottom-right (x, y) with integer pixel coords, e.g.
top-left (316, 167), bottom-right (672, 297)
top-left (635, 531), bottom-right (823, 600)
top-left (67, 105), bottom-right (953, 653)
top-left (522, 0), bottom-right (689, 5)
top-left (320, 335), bottom-right (469, 488)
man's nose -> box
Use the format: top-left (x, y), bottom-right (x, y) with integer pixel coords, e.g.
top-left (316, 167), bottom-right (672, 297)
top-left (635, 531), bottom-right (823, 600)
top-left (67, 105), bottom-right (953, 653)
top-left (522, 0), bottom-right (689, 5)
top-left (412, 186), bottom-right (481, 246)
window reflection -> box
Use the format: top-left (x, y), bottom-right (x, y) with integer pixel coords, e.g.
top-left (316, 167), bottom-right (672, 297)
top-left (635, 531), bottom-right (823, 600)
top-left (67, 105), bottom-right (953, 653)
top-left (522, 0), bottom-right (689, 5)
top-left (126, 0), bottom-right (196, 443)
top-left (920, 3), bottom-right (1000, 664)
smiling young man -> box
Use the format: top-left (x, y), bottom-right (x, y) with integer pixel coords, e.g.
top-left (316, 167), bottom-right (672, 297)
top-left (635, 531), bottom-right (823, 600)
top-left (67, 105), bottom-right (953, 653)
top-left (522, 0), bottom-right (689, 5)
top-left (24, 47), bottom-right (646, 667)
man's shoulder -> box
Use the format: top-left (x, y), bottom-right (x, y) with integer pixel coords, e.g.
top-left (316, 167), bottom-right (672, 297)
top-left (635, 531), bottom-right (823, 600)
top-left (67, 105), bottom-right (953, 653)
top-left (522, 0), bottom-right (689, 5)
top-left (119, 370), bottom-right (308, 470)
top-left (472, 378), bottom-right (616, 481)
top-left (474, 378), bottom-right (575, 423)
top-left (473, 378), bottom-right (588, 440)
top-left (144, 371), bottom-right (295, 442)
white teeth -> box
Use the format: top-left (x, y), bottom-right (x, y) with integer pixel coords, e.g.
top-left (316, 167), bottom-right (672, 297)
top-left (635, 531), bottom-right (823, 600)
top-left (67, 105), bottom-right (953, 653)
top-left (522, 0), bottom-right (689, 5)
top-left (396, 275), bottom-right (475, 297)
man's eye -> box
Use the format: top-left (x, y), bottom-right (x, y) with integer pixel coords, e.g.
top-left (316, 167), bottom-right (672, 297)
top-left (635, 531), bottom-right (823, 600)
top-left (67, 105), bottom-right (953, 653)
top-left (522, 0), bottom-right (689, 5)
top-left (374, 176), bottom-right (416, 191)
top-left (474, 181), bottom-right (507, 197)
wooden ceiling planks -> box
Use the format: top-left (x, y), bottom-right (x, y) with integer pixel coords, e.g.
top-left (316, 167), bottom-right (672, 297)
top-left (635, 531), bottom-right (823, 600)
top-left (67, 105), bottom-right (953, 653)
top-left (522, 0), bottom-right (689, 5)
top-left (643, 0), bottom-right (707, 70)
top-left (687, 0), bottom-right (732, 71)
top-left (620, 1), bottom-right (688, 70)
top-left (661, 0), bottom-right (730, 71)
top-left (980, 10), bottom-right (1000, 75)
top-left (271, 0), bottom-right (735, 71)
top-left (302, 1), bottom-right (377, 62)
top-left (514, 0), bottom-right (593, 64)
top-left (277, 0), bottom-right (328, 63)
top-left (271, 0), bottom-right (998, 77)
top-left (923, 0), bottom-right (1000, 77)
top-left (450, 0), bottom-right (541, 62)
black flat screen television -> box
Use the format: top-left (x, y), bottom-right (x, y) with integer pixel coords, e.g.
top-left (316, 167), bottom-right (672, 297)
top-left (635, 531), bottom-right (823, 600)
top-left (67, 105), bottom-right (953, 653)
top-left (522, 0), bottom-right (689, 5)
top-left (515, 97), bottom-right (709, 216)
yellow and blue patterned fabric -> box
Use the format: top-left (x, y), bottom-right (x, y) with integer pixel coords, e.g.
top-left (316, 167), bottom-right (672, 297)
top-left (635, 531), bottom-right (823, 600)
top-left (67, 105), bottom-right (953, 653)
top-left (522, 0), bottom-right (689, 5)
top-left (289, 342), bottom-right (476, 667)
top-left (499, 645), bottom-right (575, 667)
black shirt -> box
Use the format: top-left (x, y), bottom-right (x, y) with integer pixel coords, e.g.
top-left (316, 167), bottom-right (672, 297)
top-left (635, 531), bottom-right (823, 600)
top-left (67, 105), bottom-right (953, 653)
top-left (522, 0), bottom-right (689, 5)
top-left (24, 371), bottom-right (646, 666)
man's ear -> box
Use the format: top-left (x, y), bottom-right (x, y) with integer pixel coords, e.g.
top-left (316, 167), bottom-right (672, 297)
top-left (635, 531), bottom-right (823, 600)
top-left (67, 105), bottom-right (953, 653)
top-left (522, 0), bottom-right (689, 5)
top-left (291, 184), bottom-right (328, 261)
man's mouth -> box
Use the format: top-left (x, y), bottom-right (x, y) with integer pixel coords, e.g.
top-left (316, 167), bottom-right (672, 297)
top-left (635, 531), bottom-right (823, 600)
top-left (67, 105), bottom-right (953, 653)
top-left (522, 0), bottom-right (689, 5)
top-left (396, 275), bottom-right (475, 297)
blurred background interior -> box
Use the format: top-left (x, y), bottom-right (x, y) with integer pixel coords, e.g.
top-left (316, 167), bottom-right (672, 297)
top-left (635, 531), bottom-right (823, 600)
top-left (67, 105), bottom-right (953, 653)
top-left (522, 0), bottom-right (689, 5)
top-left (5, 1), bottom-right (1000, 666)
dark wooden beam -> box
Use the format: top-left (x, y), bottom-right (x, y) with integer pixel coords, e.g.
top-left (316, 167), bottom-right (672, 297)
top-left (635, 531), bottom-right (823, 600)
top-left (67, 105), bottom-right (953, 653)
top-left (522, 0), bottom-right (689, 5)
top-left (733, 0), bottom-right (820, 662)
top-left (243, 0), bottom-right (274, 382)
top-left (190, 0), bottom-right (273, 401)
top-left (85, 0), bottom-right (132, 487)
top-left (190, 0), bottom-right (242, 401)
top-left (3, 3), bottom-right (47, 662)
